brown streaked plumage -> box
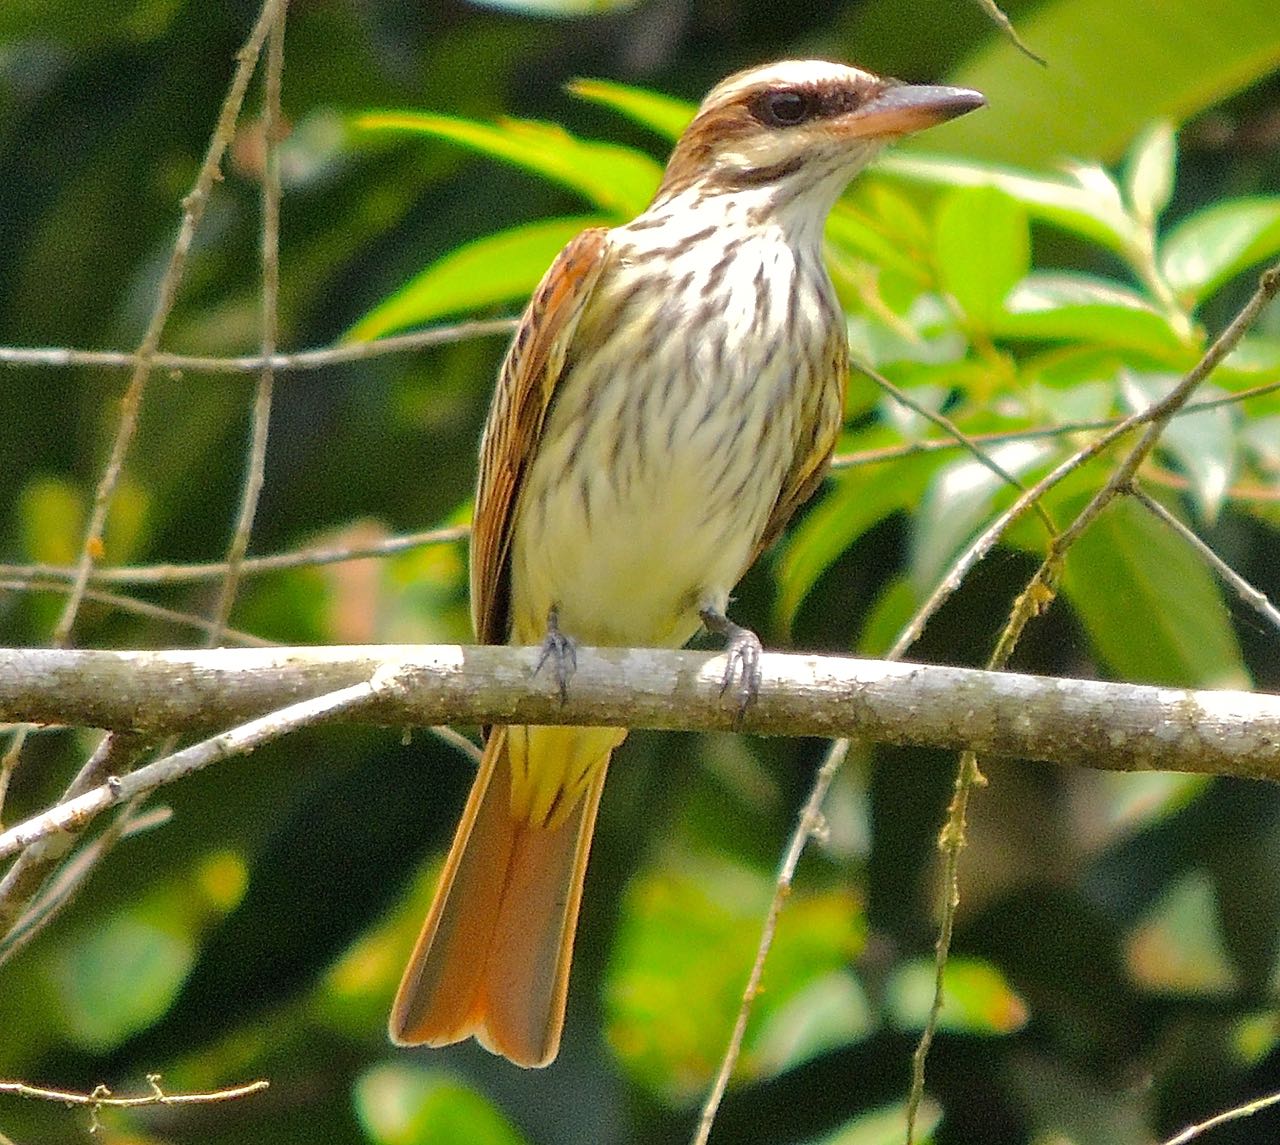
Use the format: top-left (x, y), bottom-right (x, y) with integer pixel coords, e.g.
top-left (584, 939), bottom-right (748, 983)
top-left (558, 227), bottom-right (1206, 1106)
top-left (390, 59), bottom-right (984, 1067)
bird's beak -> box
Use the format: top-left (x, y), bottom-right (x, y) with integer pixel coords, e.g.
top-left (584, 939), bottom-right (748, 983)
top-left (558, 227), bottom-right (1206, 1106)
top-left (839, 81), bottom-right (986, 140)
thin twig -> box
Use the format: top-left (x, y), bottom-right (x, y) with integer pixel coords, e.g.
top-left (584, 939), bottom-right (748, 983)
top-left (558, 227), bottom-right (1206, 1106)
top-left (0, 524), bottom-right (469, 587)
top-left (0, 318), bottom-right (515, 375)
top-left (903, 264), bottom-right (1280, 1143)
top-left (0, 804), bottom-right (170, 967)
top-left (0, 579), bottom-right (273, 646)
top-left (52, 0), bottom-right (283, 650)
top-left (0, 732), bottom-right (150, 934)
top-left (0, 1074), bottom-right (269, 1110)
top-left (1162, 1089), bottom-right (1280, 1145)
top-left (1126, 483), bottom-right (1280, 634)
top-left (208, 0), bottom-right (286, 641)
top-left (830, 375), bottom-right (1280, 473)
top-left (693, 740), bottom-right (849, 1145)
top-left (855, 360), bottom-right (1057, 537)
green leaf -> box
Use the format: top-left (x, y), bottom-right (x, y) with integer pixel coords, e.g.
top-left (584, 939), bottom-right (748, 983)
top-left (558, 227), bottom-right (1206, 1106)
top-left (353, 111), bottom-right (662, 217)
top-left (1059, 497), bottom-right (1250, 688)
top-left (1125, 870), bottom-right (1238, 994)
top-left (347, 215), bottom-right (603, 340)
top-left (933, 186), bottom-right (1030, 328)
top-left (993, 272), bottom-right (1190, 357)
top-left (1160, 197), bottom-right (1280, 307)
top-left (605, 855), bottom-right (865, 1102)
top-left (1124, 121), bottom-right (1177, 226)
top-left (886, 956), bottom-right (1028, 1035)
top-left (911, 440), bottom-right (1057, 593)
top-left (936, 0), bottom-right (1280, 167)
top-left (807, 1101), bottom-right (943, 1145)
top-left (1121, 372), bottom-right (1236, 522)
top-left (880, 153), bottom-right (1142, 265)
top-left (568, 77), bottom-right (695, 140)
top-left (773, 460), bottom-right (932, 631)
top-left (354, 1064), bottom-right (526, 1145)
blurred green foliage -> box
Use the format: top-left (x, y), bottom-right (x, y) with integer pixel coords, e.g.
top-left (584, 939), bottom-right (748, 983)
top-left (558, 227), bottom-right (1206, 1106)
top-left (2, 1), bottom-right (1280, 1144)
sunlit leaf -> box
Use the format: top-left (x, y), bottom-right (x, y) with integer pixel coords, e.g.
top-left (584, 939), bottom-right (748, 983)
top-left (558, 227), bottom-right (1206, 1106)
top-left (911, 440), bottom-right (1057, 593)
top-left (1121, 372), bottom-right (1236, 522)
top-left (879, 153), bottom-right (1142, 264)
top-left (938, 0), bottom-right (1280, 167)
top-left (569, 77), bottom-right (694, 140)
top-left (354, 1064), bottom-right (526, 1145)
top-left (1096, 771), bottom-right (1210, 835)
top-left (47, 914), bottom-right (192, 1051)
top-left (887, 956), bottom-right (1028, 1035)
top-left (1160, 197), bottom-right (1280, 307)
top-left (348, 215), bottom-right (602, 340)
top-left (353, 111), bottom-right (662, 216)
top-left (933, 186), bottom-right (1030, 328)
top-left (752, 971), bottom-right (874, 1075)
top-left (1125, 870), bottom-right (1238, 994)
top-left (1059, 497), bottom-right (1250, 688)
top-left (605, 855), bottom-right (865, 1102)
top-left (1124, 120), bottom-right (1176, 226)
top-left (774, 459), bottom-right (932, 631)
top-left (994, 272), bottom-right (1189, 357)
top-left (807, 1101), bottom-right (943, 1145)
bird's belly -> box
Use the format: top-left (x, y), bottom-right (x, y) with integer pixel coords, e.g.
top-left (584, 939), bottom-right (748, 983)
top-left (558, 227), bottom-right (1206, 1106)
top-left (508, 373), bottom-right (791, 648)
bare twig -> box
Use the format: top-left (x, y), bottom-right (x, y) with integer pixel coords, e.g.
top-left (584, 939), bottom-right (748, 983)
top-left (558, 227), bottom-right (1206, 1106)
top-left (0, 1074), bottom-right (269, 1112)
top-left (0, 804), bottom-right (171, 967)
top-left (0, 579), bottom-right (273, 645)
top-left (855, 360), bottom-right (1057, 537)
top-left (830, 375), bottom-right (1280, 473)
top-left (0, 524), bottom-right (469, 587)
top-left (209, 0), bottom-right (286, 641)
top-left (1162, 1089), bottom-right (1280, 1145)
top-left (1127, 483), bottom-right (1280, 634)
top-left (693, 740), bottom-right (849, 1145)
top-left (52, 0), bottom-right (284, 650)
top-left (0, 318), bottom-right (515, 375)
top-left (903, 265), bottom-right (1280, 1143)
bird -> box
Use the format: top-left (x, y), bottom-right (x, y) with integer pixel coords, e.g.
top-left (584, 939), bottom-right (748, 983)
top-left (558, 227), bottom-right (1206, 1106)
top-left (389, 58), bottom-right (985, 1067)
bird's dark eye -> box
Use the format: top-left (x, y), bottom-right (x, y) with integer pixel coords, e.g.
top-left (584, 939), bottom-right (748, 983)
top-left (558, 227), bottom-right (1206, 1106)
top-left (751, 89), bottom-right (815, 128)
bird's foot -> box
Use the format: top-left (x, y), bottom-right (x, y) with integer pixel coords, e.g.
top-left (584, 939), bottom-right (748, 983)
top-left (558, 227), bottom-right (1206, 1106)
top-left (535, 607), bottom-right (577, 703)
top-left (700, 605), bottom-right (762, 727)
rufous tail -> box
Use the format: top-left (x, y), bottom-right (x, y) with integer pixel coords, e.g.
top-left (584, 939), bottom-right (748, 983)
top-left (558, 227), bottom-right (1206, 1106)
top-left (389, 727), bottom-right (612, 1067)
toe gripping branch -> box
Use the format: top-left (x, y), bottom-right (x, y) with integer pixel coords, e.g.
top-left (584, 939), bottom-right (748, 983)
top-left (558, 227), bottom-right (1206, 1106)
top-left (700, 605), bottom-right (763, 727)
top-left (535, 606), bottom-right (577, 702)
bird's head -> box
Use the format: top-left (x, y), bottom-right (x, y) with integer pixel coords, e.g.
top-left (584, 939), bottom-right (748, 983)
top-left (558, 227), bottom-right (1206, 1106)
top-left (655, 60), bottom-right (984, 215)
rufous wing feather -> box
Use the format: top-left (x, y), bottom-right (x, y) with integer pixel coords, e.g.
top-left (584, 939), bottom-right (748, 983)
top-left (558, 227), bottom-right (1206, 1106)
top-left (471, 227), bottom-right (612, 645)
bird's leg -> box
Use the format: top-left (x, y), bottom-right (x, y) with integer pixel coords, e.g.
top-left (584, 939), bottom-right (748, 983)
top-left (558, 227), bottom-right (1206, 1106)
top-left (535, 605), bottom-right (577, 703)
top-left (700, 604), bottom-right (763, 724)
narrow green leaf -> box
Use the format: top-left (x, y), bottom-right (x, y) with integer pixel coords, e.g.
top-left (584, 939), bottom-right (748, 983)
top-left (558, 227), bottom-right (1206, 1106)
top-left (994, 272), bottom-right (1189, 357)
top-left (887, 956), bottom-right (1028, 1035)
top-left (354, 1064), bottom-right (526, 1145)
top-left (1160, 197), bottom-right (1280, 307)
top-left (1124, 121), bottom-right (1177, 226)
top-left (933, 186), bottom-right (1030, 327)
top-left (347, 215), bottom-right (603, 341)
top-left (879, 153), bottom-right (1142, 264)
top-left (1121, 372), bottom-right (1236, 522)
top-left (911, 440), bottom-right (1056, 593)
top-left (568, 77), bottom-right (695, 140)
top-left (773, 460), bottom-right (932, 631)
top-left (353, 111), bottom-right (662, 217)
top-left (1060, 497), bottom-right (1250, 688)
top-left (1126, 871), bottom-right (1238, 994)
